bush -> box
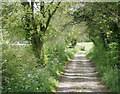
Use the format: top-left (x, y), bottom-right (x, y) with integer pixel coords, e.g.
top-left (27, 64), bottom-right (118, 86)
top-left (86, 43), bottom-right (119, 92)
top-left (2, 42), bottom-right (77, 93)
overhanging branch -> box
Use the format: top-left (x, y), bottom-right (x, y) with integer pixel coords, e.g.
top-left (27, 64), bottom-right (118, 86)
top-left (45, 2), bottom-right (61, 30)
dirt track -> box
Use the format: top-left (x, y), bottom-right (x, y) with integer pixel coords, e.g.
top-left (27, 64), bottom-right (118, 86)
top-left (56, 51), bottom-right (109, 92)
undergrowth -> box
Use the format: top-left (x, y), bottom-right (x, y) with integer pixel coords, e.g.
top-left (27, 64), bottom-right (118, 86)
top-left (2, 42), bottom-right (77, 93)
top-left (86, 43), bottom-right (119, 93)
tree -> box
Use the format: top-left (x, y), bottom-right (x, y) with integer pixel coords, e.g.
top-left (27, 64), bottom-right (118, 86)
top-left (2, 1), bottom-right (61, 64)
top-left (2, 1), bottom-right (87, 64)
top-left (73, 2), bottom-right (119, 68)
top-left (22, 0), bottom-right (61, 62)
top-left (74, 2), bottom-right (119, 47)
top-left (73, 2), bottom-right (120, 91)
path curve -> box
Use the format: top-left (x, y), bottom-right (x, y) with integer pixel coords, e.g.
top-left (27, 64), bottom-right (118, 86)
top-left (56, 51), bottom-right (109, 92)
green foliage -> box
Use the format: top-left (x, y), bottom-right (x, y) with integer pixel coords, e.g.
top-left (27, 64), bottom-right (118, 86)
top-left (86, 43), bottom-right (119, 92)
top-left (74, 3), bottom-right (119, 92)
top-left (2, 41), bottom-right (77, 93)
top-left (3, 1), bottom-right (119, 93)
top-left (44, 42), bottom-right (77, 79)
top-left (2, 2), bottom-right (81, 93)
top-left (74, 2), bottom-right (119, 49)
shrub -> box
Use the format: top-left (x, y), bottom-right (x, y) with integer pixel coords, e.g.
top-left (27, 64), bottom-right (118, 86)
top-left (86, 43), bottom-right (119, 92)
top-left (2, 42), bottom-right (77, 93)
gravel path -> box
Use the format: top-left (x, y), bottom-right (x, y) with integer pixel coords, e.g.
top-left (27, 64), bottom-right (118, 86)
top-left (56, 51), bottom-right (109, 92)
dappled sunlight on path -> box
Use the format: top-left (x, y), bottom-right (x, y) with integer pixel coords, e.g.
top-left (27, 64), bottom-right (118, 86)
top-left (56, 51), bottom-right (109, 92)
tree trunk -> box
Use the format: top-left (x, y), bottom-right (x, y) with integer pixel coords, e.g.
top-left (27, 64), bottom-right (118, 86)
top-left (31, 33), bottom-right (44, 64)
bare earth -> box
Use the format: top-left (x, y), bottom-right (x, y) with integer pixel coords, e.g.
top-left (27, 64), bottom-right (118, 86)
top-left (56, 51), bottom-right (109, 92)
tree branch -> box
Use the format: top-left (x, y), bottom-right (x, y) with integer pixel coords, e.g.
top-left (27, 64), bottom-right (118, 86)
top-left (67, 12), bottom-right (74, 16)
top-left (45, 2), bottom-right (61, 30)
top-left (40, 1), bottom-right (45, 18)
top-left (51, 2), bottom-right (61, 16)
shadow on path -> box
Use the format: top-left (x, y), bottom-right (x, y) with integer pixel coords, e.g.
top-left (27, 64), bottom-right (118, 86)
top-left (56, 51), bottom-right (109, 92)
